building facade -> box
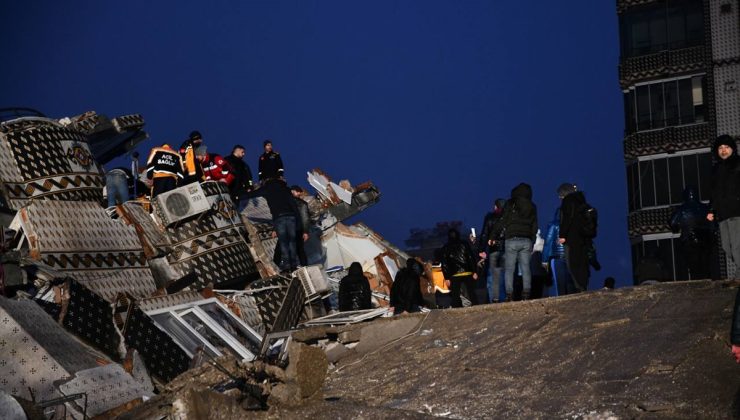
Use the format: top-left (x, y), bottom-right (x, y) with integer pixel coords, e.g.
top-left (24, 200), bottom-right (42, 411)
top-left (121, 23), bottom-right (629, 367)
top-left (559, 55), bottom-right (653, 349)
top-left (618, 0), bottom-right (740, 281)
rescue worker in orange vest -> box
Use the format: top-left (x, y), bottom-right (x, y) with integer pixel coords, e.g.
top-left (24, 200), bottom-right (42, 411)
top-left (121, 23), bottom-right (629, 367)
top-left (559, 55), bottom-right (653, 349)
top-left (145, 143), bottom-right (184, 198)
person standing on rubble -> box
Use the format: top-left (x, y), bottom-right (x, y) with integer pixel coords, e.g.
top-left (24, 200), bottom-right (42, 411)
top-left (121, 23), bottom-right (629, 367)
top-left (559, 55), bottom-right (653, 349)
top-left (707, 135), bottom-right (740, 276)
top-left (145, 143), bottom-right (184, 198)
top-left (243, 178), bottom-right (303, 272)
top-left (441, 228), bottom-right (479, 307)
top-left (543, 185), bottom-right (574, 296)
top-left (195, 146), bottom-right (234, 185)
top-left (490, 183), bottom-right (538, 301)
top-left (338, 262), bottom-right (372, 311)
top-left (224, 145), bottom-right (254, 212)
top-left (258, 139), bottom-right (284, 182)
top-left (390, 258), bottom-right (426, 314)
top-left (273, 187), bottom-right (311, 267)
top-left (179, 130), bottom-right (205, 185)
top-left (670, 185), bottom-right (713, 279)
top-left (558, 183), bottom-right (596, 293)
top-left (479, 198), bottom-right (507, 302)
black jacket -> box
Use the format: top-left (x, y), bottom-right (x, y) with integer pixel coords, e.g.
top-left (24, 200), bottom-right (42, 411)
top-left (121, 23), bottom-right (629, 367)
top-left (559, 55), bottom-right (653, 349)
top-left (258, 151), bottom-right (284, 181)
top-left (440, 230), bottom-right (476, 278)
top-left (479, 200), bottom-right (506, 253)
top-left (244, 179), bottom-right (301, 228)
top-left (670, 186), bottom-right (713, 248)
top-left (338, 262), bottom-right (372, 311)
top-left (390, 259), bottom-right (425, 313)
top-left (560, 191), bottom-right (590, 245)
top-left (491, 183), bottom-right (538, 242)
top-left (732, 288), bottom-right (740, 345)
top-left (710, 137), bottom-right (740, 222)
top-left (224, 154), bottom-right (254, 200)
top-left (294, 197), bottom-right (311, 234)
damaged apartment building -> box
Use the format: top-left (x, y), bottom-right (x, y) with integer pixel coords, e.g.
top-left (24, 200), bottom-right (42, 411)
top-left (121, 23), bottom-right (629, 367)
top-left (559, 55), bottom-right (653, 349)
top-left (0, 108), bottom-right (418, 418)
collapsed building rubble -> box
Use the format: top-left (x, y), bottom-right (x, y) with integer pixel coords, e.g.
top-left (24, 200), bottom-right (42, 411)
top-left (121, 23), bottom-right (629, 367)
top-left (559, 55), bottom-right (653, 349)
top-left (0, 110), bottom-right (415, 418)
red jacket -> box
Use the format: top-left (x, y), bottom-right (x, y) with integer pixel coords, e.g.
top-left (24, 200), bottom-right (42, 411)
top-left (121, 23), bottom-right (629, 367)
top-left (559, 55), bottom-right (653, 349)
top-left (202, 153), bottom-right (235, 185)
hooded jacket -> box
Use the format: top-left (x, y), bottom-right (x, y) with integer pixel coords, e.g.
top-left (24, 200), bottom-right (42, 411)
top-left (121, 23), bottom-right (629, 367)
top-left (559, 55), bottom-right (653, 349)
top-left (244, 179), bottom-right (301, 229)
top-left (390, 258), bottom-right (425, 314)
top-left (338, 262), bottom-right (372, 311)
top-left (491, 183), bottom-right (538, 241)
top-left (710, 135), bottom-right (740, 222)
top-left (559, 190), bottom-right (589, 245)
top-left (440, 229), bottom-right (476, 278)
top-left (670, 186), bottom-right (713, 247)
top-left (479, 198), bottom-right (506, 253)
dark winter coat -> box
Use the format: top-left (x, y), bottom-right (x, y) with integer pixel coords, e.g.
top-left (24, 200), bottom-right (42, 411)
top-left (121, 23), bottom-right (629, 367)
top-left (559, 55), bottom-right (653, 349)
top-left (294, 197), bottom-right (311, 234)
top-left (479, 199), bottom-right (506, 253)
top-left (710, 137), bottom-right (740, 222)
top-left (390, 259), bottom-right (425, 314)
top-left (560, 191), bottom-right (590, 246)
top-left (224, 154), bottom-right (254, 200)
top-left (491, 183), bottom-right (538, 242)
top-left (258, 151), bottom-right (284, 181)
top-left (440, 230), bottom-right (476, 279)
top-left (338, 262), bottom-right (372, 311)
top-left (670, 186), bottom-right (713, 248)
top-left (244, 179), bottom-right (301, 228)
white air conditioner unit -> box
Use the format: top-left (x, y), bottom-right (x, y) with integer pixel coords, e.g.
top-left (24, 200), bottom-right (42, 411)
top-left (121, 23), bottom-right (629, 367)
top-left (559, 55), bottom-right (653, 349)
top-left (293, 265), bottom-right (331, 299)
top-left (154, 183), bottom-right (210, 226)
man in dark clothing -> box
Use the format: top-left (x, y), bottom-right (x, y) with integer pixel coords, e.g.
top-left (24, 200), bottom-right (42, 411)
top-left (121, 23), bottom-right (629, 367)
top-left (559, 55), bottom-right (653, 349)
top-left (441, 228), bottom-right (478, 308)
top-left (224, 145), bottom-right (254, 212)
top-left (338, 262), bottom-right (372, 311)
top-left (390, 258), bottom-right (426, 315)
top-left (559, 184), bottom-right (594, 292)
top-left (490, 183), bottom-right (538, 301)
top-left (708, 135), bottom-right (740, 275)
top-left (273, 190), bottom-right (311, 267)
top-left (670, 185), bottom-right (713, 279)
top-left (258, 140), bottom-right (284, 182)
top-left (479, 198), bottom-right (506, 302)
top-left (244, 178), bottom-right (302, 271)
top-left (145, 144), bottom-right (184, 198)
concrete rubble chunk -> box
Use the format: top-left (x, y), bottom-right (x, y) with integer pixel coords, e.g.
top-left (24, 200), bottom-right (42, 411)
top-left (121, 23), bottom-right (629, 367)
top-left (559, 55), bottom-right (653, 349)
top-left (355, 316), bottom-right (422, 355)
top-left (324, 342), bottom-right (352, 364)
top-left (285, 341), bottom-right (329, 399)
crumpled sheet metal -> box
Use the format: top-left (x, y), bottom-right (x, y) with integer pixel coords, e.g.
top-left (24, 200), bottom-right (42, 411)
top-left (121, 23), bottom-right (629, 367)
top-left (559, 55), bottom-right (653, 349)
top-left (14, 200), bottom-right (157, 301)
top-left (56, 363), bottom-right (153, 417)
top-left (157, 182), bottom-right (260, 290)
top-left (0, 117), bottom-right (104, 210)
top-left (0, 297), bottom-right (102, 402)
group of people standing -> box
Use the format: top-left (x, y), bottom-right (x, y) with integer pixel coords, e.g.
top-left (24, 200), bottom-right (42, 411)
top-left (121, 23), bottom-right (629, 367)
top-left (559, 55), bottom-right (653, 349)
top-left (105, 131), bottom-right (321, 273)
top-left (438, 181), bottom-right (600, 308)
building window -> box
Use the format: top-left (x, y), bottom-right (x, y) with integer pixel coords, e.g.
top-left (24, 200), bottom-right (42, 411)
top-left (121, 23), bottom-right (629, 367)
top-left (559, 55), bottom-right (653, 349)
top-left (626, 150), bottom-right (712, 210)
top-left (620, 0), bottom-right (704, 58)
top-left (624, 75), bottom-right (705, 133)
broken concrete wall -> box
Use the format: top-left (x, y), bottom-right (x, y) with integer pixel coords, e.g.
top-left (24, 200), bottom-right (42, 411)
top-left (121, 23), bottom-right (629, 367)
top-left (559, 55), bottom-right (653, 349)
top-left (0, 117), bottom-right (105, 211)
top-left (12, 200), bottom-right (157, 302)
top-left (151, 181), bottom-right (261, 290)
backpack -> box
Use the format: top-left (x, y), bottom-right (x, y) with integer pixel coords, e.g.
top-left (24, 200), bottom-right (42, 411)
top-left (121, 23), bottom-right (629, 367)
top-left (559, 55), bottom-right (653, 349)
top-left (580, 203), bottom-right (598, 238)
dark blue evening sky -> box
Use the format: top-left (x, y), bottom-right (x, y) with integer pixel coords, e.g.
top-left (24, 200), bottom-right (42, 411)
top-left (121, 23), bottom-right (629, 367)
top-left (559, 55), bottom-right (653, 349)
top-left (0, 1), bottom-right (629, 287)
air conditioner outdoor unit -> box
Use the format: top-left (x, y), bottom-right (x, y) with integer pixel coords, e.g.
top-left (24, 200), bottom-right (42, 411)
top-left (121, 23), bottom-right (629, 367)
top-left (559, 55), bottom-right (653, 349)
top-left (154, 183), bottom-right (210, 226)
top-left (293, 265), bottom-right (331, 299)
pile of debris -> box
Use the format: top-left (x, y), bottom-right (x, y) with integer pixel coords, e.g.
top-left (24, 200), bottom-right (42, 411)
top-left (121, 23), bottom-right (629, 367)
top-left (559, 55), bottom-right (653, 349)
top-left (0, 109), bottom-right (416, 418)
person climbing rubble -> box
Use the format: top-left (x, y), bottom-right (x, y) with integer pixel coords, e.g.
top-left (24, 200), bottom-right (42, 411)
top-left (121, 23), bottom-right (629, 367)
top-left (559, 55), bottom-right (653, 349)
top-left (338, 262), bottom-right (372, 311)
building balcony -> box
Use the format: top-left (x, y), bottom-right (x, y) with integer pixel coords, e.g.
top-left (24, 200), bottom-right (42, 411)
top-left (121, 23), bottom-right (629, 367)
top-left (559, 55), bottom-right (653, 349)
top-left (628, 206), bottom-right (676, 238)
top-left (619, 45), bottom-right (707, 88)
top-left (623, 122), bottom-right (712, 159)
